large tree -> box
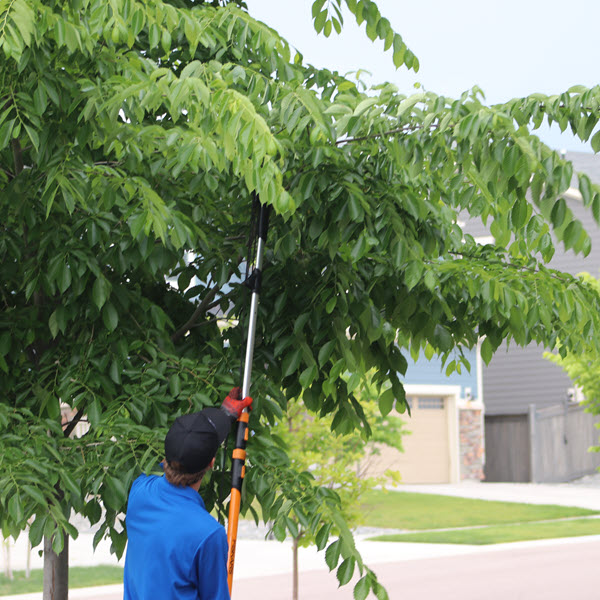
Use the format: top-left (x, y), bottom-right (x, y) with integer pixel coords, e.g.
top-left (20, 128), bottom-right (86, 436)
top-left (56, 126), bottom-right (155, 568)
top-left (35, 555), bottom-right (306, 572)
top-left (2, 0), bottom-right (600, 598)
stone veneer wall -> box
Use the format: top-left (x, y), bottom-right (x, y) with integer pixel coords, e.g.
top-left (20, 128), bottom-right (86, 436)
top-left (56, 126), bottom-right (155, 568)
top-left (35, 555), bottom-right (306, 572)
top-left (459, 407), bottom-right (485, 480)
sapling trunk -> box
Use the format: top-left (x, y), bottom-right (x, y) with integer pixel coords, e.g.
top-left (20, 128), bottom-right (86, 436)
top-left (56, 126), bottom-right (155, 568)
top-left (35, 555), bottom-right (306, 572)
top-left (43, 535), bottom-right (68, 600)
top-left (292, 535), bottom-right (299, 600)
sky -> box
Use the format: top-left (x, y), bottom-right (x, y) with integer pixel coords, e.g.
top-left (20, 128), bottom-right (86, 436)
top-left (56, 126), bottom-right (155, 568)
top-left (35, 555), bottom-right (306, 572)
top-left (245, 0), bottom-right (600, 152)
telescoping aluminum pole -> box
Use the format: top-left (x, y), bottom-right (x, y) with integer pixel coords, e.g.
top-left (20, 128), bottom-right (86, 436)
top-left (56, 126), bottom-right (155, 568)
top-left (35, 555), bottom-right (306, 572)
top-left (227, 199), bottom-right (269, 596)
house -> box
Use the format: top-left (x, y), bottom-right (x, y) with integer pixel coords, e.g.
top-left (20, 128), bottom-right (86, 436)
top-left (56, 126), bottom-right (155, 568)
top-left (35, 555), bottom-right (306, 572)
top-left (369, 151), bottom-right (600, 485)
top-left (367, 346), bottom-right (485, 484)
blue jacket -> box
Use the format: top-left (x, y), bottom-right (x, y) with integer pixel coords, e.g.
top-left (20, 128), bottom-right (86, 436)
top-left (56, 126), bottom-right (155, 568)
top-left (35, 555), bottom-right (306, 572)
top-left (124, 474), bottom-right (230, 600)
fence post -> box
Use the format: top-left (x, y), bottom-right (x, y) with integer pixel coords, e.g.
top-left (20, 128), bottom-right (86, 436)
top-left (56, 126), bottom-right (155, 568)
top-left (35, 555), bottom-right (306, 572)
top-left (528, 404), bottom-right (538, 483)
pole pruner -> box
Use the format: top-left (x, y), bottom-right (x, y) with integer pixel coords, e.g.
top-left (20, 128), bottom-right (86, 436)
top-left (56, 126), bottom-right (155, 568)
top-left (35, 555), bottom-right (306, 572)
top-left (227, 195), bottom-right (270, 595)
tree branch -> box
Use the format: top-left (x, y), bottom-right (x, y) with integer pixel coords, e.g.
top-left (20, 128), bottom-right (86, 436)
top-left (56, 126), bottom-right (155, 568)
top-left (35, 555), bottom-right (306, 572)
top-left (63, 408), bottom-right (86, 438)
top-left (335, 123), bottom-right (432, 146)
top-left (204, 288), bottom-right (237, 313)
top-left (11, 139), bottom-right (23, 175)
top-left (445, 250), bottom-right (573, 283)
top-left (0, 165), bottom-right (14, 179)
top-left (171, 286), bottom-right (220, 342)
top-left (93, 160), bottom-right (123, 167)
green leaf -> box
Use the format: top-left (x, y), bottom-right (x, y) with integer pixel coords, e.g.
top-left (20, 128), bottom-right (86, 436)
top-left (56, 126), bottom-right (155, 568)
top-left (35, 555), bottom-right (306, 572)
top-left (102, 302), bottom-right (119, 332)
top-left (404, 261), bottom-right (423, 290)
top-left (29, 515), bottom-right (47, 547)
top-left (354, 576), bottom-right (371, 600)
top-left (502, 145), bottom-right (519, 177)
top-left (33, 83), bottom-right (48, 114)
top-left (591, 130), bottom-right (600, 153)
top-left (294, 313), bottom-right (310, 334)
top-left (8, 493), bottom-right (24, 523)
top-left (0, 118), bottom-right (15, 150)
top-left (315, 523), bottom-right (332, 551)
top-left (563, 220), bottom-right (582, 250)
top-left (24, 124), bottom-right (39, 152)
top-left (397, 93), bottom-right (425, 117)
top-left (433, 324), bottom-right (453, 352)
top-left (480, 338), bottom-right (493, 365)
top-left (87, 399), bottom-right (101, 426)
top-left (92, 276), bottom-right (110, 310)
top-left (314, 9), bottom-right (327, 33)
top-left (579, 174), bottom-right (592, 206)
top-left (299, 364), bottom-right (317, 388)
top-left (148, 24), bottom-right (160, 48)
top-left (109, 359), bottom-right (121, 384)
top-left (61, 471), bottom-right (81, 498)
top-left (169, 374), bottom-right (181, 397)
top-left (326, 296), bottom-right (337, 314)
top-left (511, 197), bottom-right (528, 229)
top-left (272, 519), bottom-right (286, 541)
top-left (325, 539), bottom-right (341, 570)
top-left (311, 0), bottom-right (326, 19)
top-left (374, 581), bottom-right (390, 600)
top-left (48, 311), bottom-right (59, 338)
top-left (52, 529), bottom-right (65, 555)
top-left (378, 388), bottom-right (394, 416)
top-left (337, 557), bottom-right (356, 586)
top-left (282, 347), bottom-right (303, 377)
top-left (392, 34), bottom-right (406, 68)
top-left (56, 261), bottom-right (72, 293)
top-left (318, 341), bottom-right (336, 366)
top-left (593, 194), bottom-right (600, 224)
top-left (550, 198), bottom-right (567, 229)
top-left (0, 331), bottom-right (11, 356)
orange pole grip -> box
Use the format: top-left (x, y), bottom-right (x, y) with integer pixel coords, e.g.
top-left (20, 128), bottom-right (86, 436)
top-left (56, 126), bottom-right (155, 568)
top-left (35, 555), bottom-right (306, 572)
top-left (227, 410), bottom-right (250, 595)
top-left (227, 488), bottom-right (242, 594)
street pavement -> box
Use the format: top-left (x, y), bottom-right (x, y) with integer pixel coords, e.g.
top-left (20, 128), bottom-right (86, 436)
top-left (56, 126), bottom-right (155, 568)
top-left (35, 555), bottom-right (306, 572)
top-left (232, 537), bottom-right (600, 600)
top-left (3, 479), bottom-right (600, 599)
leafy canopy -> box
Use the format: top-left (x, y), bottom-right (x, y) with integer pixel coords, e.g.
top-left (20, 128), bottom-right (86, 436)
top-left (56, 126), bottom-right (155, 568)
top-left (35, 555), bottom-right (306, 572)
top-left (2, 0), bottom-right (600, 598)
top-left (546, 273), bottom-right (600, 451)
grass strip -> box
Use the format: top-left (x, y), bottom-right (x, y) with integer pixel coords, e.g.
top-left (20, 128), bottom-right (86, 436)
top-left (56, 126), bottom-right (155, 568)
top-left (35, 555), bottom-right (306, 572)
top-left (0, 565), bottom-right (123, 597)
top-left (368, 517), bottom-right (600, 545)
top-left (361, 489), bottom-right (599, 530)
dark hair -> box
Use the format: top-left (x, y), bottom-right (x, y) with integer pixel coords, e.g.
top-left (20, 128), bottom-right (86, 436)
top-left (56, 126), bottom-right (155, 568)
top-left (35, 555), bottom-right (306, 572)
top-left (163, 459), bottom-right (211, 487)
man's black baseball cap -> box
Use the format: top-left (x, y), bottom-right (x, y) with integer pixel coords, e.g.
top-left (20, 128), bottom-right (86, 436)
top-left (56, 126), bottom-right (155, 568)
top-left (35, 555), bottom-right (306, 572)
top-left (164, 408), bottom-right (231, 473)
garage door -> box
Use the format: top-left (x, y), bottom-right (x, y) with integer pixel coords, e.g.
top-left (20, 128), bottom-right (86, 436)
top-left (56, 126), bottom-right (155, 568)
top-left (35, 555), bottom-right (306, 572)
top-left (365, 396), bottom-right (451, 484)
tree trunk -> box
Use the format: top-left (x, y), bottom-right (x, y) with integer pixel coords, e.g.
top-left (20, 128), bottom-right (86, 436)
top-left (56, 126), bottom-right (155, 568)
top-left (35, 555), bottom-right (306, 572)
top-left (3, 539), bottom-right (12, 580)
top-left (43, 535), bottom-right (69, 600)
top-left (292, 535), bottom-right (299, 600)
top-left (26, 537), bottom-right (31, 578)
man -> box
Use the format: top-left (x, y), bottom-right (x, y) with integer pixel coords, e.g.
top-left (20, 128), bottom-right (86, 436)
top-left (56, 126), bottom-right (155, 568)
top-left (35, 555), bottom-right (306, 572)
top-left (124, 388), bottom-right (253, 600)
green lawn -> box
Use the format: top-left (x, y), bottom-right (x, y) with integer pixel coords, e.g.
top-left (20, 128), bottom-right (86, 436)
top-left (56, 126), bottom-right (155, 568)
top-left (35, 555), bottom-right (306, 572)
top-left (360, 489), bottom-right (599, 530)
top-left (2, 491), bottom-right (598, 596)
top-left (0, 566), bottom-right (123, 597)
top-left (369, 517), bottom-right (600, 545)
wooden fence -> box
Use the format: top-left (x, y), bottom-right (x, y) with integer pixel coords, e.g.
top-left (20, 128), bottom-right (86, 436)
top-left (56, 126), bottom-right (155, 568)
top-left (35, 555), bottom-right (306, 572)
top-left (484, 402), bottom-right (600, 483)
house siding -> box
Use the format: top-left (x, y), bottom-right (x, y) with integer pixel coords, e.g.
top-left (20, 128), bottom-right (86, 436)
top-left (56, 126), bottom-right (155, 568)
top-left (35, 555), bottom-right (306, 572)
top-left (465, 151), bottom-right (600, 416)
top-left (403, 347), bottom-right (478, 400)
top-left (482, 344), bottom-right (573, 415)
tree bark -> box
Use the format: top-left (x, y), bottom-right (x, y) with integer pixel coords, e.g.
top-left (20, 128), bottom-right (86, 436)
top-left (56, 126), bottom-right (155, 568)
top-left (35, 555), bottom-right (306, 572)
top-left (43, 535), bottom-right (69, 600)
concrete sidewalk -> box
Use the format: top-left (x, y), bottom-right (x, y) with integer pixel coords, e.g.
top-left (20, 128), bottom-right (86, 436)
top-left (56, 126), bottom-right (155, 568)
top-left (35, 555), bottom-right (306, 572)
top-left (396, 478), bottom-right (600, 510)
top-left (2, 480), bottom-right (600, 599)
